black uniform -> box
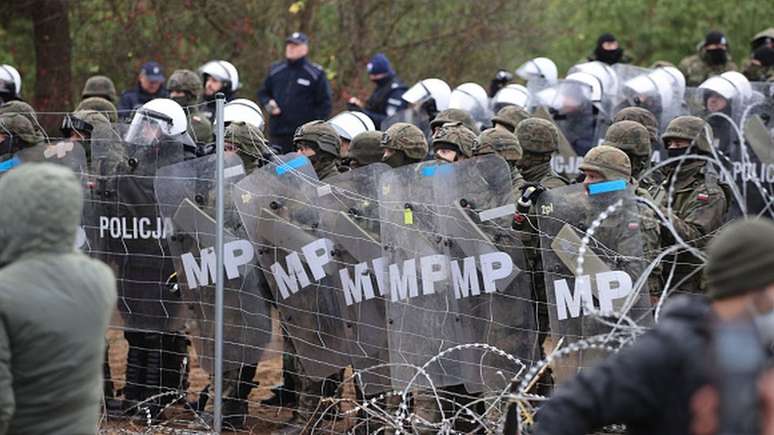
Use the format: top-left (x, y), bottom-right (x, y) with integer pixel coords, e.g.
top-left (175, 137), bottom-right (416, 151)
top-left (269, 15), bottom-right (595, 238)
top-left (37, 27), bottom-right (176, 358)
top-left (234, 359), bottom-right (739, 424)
top-left (360, 73), bottom-right (407, 128)
top-left (256, 57), bottom-right (332, 153)
top-left (117, 84), bottom-right (168, 120)
top-left (532, 296), bottom-right (712, 435)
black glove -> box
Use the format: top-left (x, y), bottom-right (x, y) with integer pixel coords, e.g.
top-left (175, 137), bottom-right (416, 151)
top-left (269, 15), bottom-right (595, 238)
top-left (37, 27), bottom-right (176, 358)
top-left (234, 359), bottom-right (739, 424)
top-left (346, 102), bottom-right (363, 112)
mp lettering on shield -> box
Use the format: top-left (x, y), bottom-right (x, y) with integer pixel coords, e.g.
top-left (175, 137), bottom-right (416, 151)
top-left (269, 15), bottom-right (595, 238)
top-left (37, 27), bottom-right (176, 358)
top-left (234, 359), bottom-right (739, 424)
top-left (553, 271), bottom-right (633, 320)
top-left (180, 239), bottom-right (255, 289)
top-left (270, 237), bottom-right (515, 305)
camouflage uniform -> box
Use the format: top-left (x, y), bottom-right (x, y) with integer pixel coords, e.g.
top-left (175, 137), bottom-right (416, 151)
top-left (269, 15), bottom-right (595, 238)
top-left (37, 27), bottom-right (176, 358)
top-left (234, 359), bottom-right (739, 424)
top-left (380, 122), bottom-right (428, 168)
top-left (657, 116), bottom-right (729, 295)
top-left (293, 120), bottom-right (341, 180)
top-left (513, 118), bottom-right (568, 192)
top-left (0, 113), bottom-right (43, 150)
top-left (429, 108), bottom-right (479, 134)
top-left (430, 121), bottom-right (476, 161)
top-left (0, 100), bottom-right (47, 144)
top-left (63, 110), bottom-right (111, 162)
top-left (224, 121), bottom-right (271, 171)
top-left (742, 28), bottom-right (774, 81)
top-left (76, 97), bottom-right (119, 123)
top-left (611, 109), bottom-right (665, 193)
top-left (81, 75), bottom-right (118, 103)
top-left (491, 105), bottom-right (530, 133)
top-left (678, 48), bottom-right (738, 87)
top-left (583, 138), bottom-right (664, 297)
top-left (167, 69), bottom-right (213, 150)
top-left (347, 130), bottom-right (383, 168)
top-left (512, 118), bottom-right (569, 386)
top-left (474, 127), bottom-right (522, 162)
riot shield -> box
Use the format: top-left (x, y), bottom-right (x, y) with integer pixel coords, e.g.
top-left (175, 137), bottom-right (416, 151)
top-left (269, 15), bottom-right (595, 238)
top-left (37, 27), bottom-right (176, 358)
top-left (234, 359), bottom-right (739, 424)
top-left (154, 153), bottom-right (273, 374)
top-left (233, 153), bottom-right (351, 378)
top-left (548, 79), bottom-right (604, 157)
top-left (315, 163), bottom-right (392, 395)
top-left (432, 154), bottom-right (538, 393)
top-left (537, 182), bottom-right (653, 381)
top-left (90, 130), bottom-right (185, 332)
top-left (379, 160), bottom-right (466, 390)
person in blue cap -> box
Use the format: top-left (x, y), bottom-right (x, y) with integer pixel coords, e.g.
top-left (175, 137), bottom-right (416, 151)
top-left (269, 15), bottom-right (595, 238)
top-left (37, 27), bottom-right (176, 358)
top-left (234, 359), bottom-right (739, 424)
top-left (257, 32), bottom-right (332, 154)
top-left (348, 52), bottom-right (407, 128)
top-left (117, 61), bottom-right (169, 120)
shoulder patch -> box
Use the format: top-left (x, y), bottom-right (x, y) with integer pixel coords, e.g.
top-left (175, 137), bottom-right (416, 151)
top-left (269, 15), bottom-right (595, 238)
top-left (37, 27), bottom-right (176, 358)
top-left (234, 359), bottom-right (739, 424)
top-left (303, 63), bottom-right (322, 80)
top-left (270, 62), bottom-right (288, 76)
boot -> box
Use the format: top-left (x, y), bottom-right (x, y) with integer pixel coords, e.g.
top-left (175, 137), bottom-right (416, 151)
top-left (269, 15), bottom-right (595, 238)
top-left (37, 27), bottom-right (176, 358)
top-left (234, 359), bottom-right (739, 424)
top-left (122, 332), bottom-right (148, 410)
top-left (223, 364), bottom-right (257, 430)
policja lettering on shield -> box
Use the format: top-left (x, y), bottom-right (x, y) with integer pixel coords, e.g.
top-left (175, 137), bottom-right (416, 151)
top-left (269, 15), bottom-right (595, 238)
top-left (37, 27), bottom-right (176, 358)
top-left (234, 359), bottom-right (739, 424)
top-left (98, 216), bottom-right (173, 240)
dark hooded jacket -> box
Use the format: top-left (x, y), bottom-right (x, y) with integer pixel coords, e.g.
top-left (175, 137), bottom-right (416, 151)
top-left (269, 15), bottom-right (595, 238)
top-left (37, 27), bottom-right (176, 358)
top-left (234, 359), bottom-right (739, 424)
top-left (0, 163), bottom-right (116, 434)
top-left (532, 295), bottom-right (713, 435)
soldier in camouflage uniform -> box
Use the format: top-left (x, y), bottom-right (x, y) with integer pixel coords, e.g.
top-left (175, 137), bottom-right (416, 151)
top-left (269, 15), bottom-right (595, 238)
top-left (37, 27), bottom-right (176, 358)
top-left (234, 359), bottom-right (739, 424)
top-left (293, 120), bottom-right (342, 179)
top-left (225, 120), bottom-right (272, 171)
top-left (430, 121), bottom-right (476, 163)
top-left (0, 100), bottom-right (47, 144)
top-left (429, 108), bottom-right (479, 135)
top-left (380, 122), bottom-right (428, 168)
top-left (512, 118), bottom-right (568, 191)
top-left (167, 69), bottom-right (214, 152)
top-left (491, 105), bottom-right (530, 133)
top-left (742, 28), bottom-right (774, 81)
top-left (511, 117), bottom-right (569, 394)
top-left (76, 96), bottom-right (119, 123)
top-left (60, 110), bottom-right (111, 163)
top-left (596, 126), bottom-right (665, 298)
top-left (81, 75), bottom-right (118, 104)
top-left (0, 113), bottom-right (44, 165)
top-left (347, 130), bottom-right (383, 168)
top-left (474, 127), bottom-right (522, 167)
top-left (678, 31), bottom-right (738, 86)
top-left (658, 115), bottom-right (729, 295)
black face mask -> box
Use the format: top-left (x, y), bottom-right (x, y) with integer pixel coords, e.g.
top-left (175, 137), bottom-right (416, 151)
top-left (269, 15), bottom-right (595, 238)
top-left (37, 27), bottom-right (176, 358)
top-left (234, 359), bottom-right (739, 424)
top-left (595, 47), bottom-right (623, 65)
top-left (705, 48), bottom-right (728, 65)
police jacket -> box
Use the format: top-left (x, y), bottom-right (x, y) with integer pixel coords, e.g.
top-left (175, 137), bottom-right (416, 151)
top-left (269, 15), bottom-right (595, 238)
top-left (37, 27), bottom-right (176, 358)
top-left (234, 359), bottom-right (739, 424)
top-left (532, 295), bottom-right (713, 435)
top-left (257, 57), bottom-right (332, 136)
top-left (362, 73), bottom-right (407, 128)
top-left (117, 83), bottom-right (169, 120)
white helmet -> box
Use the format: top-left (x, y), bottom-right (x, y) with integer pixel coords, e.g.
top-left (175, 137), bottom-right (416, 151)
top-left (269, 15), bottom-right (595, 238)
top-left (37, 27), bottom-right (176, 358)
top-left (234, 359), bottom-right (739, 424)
top-left (568, 61), bottom-right (620, 98)
top-left (0, 65), bottom-right (22, 98)
top-left (224, 98), bottom-right (264, 130)
top-left (328, 111), bottom-right (375, 141)
top-left (492, 84), bottom-right (531, 110)
top-left (565, 72), bottom-right (603, 102)
top-left (624, 66), bottom-right (686, 108)
top-left (516, 57), bottom-right (558, 84)
top-left (449, 82), bottom-right (489, 112)
top-left (124, 98), bottom-right (192, 147)
top-left (699, 71), bottom-right (752, 102)
top-left (199, 60), bottom-right (240, 93)
top-left (402, 78), bottom-right (451, 111)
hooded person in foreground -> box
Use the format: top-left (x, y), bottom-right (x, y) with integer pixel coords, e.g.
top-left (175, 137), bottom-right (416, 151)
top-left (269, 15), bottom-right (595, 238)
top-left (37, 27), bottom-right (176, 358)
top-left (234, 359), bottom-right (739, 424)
top-left (0, 163), bottom-right (117, 435)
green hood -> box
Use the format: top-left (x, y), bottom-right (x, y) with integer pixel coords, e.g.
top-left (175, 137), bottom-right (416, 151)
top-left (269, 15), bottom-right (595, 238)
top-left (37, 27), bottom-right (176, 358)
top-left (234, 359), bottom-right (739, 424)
top-left (0, 163), bottom-right (83, 266)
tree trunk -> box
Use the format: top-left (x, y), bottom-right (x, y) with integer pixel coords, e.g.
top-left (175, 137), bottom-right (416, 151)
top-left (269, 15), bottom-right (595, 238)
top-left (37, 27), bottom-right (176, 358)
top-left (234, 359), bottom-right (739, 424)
top-left (30, 0), bottom-right (71, 133)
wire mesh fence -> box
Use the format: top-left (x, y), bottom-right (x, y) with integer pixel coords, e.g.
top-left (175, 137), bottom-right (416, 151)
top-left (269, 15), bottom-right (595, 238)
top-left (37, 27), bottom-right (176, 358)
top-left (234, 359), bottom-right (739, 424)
top-left (2, 86), bottom-right (773, 434)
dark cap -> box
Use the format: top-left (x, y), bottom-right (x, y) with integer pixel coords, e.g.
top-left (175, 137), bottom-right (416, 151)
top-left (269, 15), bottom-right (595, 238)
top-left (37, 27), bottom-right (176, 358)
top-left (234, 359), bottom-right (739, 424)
top-left (286, 32), bottom-right (309, 45)
top-left (597, 32), bottom-right (617, 45)
top-left (704, 30), bottom-right (728, 47)
top-left (706, 218), bottom-right (774, 300)
top-left (140, 61), bottom-right (165, 82)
